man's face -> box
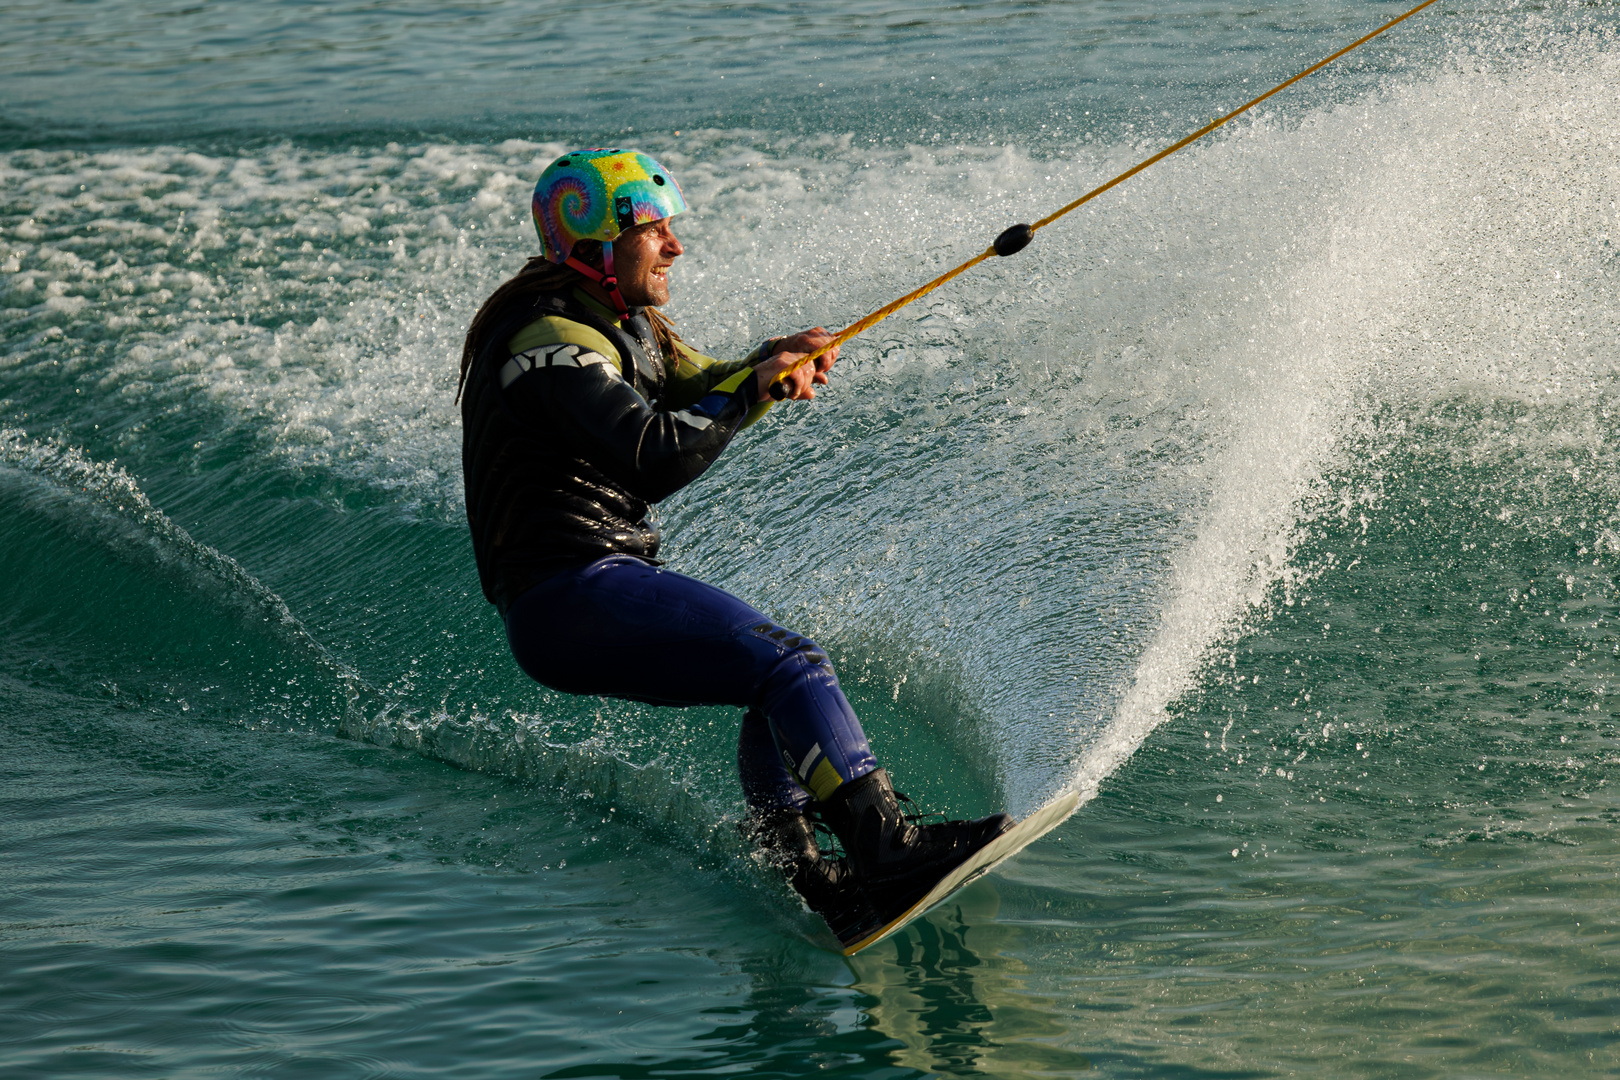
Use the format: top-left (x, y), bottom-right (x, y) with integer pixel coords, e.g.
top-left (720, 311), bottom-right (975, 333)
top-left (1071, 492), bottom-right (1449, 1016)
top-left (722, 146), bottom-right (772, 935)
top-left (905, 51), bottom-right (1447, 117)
top-left (613, 218), bottom-right (683, 307)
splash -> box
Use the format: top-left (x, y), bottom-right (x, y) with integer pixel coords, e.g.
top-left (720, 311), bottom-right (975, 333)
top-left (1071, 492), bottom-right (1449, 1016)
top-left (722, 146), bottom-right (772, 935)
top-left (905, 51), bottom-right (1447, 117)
top-left (1067, 12), bottom-right (1620, 804)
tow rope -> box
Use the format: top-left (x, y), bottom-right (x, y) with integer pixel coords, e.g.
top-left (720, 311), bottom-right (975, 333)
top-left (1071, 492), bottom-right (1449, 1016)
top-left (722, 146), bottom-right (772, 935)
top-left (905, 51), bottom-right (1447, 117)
top-left (768, 0), bottom-right (1441, 399)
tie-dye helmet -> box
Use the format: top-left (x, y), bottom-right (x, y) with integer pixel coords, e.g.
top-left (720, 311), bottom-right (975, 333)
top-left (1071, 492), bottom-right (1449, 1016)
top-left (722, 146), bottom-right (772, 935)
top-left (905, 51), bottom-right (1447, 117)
top-left (533, 148), bottom-right (688, 264)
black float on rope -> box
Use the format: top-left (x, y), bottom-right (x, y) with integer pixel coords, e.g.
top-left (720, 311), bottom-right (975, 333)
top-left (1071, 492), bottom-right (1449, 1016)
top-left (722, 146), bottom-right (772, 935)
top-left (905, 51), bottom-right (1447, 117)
top-left (993, 224), bottom-right (1034, 257)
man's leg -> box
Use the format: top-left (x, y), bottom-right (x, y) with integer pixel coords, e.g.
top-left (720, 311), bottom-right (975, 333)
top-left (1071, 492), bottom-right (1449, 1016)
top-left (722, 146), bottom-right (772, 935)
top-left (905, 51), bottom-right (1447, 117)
top-left (504, 554), bottom-right (1011, 932)
top-left (504, 555), bottom-right (877, 800)
top-left (737, 707), bottom-right (809, 815)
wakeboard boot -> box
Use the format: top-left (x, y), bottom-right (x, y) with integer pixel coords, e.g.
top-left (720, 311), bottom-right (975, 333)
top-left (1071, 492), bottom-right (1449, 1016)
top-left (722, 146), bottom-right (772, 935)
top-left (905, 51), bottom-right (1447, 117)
top-left (819, 768), bottom-right (1014, 926)
top-left (745, 808), bottom-right (882, 945)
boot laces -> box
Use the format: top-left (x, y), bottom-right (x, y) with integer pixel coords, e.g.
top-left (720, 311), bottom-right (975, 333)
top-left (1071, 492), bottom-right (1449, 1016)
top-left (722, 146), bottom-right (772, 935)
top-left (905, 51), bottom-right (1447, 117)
top-left (892, 788), bottom-right (947, 826)
top-left (806, 790), bottom-right (946, 855)
top-left (809, 815), bottom-right (845, 859)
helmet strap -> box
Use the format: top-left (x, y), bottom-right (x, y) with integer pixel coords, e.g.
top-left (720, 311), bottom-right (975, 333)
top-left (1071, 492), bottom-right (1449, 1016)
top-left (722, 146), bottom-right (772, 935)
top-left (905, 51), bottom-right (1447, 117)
top-left (564, 240), bottom-right (631, 320)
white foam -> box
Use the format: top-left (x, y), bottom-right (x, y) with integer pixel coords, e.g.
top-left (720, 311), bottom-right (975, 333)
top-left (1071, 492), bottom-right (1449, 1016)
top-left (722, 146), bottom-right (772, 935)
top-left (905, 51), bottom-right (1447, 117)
top-left (3, 141), bottom-right (570, 513)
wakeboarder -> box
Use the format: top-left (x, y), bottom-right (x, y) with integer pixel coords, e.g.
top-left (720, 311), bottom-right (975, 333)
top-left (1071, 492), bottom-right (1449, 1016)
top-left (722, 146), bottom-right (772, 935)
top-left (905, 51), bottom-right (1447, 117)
top-left (456, 148), bottom-right (1012, 947)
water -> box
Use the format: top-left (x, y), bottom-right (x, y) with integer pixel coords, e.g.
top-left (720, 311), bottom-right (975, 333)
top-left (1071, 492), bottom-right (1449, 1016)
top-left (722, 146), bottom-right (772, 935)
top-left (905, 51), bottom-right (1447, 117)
top-left (3, 1), bottom-right (1619, 1075)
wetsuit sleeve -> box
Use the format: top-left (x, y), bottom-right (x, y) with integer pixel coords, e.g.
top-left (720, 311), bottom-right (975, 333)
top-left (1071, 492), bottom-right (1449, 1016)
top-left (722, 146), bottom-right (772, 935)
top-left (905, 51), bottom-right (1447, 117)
top-left (499, 337), bottom-right (761, 503)
top-left (664, 339), bottom-right (776, 429)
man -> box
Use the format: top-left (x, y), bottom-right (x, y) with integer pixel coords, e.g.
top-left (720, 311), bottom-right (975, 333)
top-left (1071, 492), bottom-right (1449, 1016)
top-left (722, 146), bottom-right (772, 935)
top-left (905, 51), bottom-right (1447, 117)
top-left (456, 148), bottom-right (1010, 947)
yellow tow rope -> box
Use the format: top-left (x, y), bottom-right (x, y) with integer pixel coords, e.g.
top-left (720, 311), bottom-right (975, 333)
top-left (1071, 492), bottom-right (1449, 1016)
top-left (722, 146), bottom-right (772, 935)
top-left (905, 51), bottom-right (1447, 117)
top-left (768, 0), bottom-right (1441, 399)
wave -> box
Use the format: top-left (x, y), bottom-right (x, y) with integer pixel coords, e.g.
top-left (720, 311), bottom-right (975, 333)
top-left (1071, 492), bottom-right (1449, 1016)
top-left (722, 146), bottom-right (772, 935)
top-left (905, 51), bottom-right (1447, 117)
top-left (0, 427), bottom-right (366, 729)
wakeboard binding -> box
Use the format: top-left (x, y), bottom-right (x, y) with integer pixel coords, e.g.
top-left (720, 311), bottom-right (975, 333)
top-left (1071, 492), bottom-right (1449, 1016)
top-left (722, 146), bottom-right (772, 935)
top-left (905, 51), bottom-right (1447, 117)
top-left (817, 768), bottom-right (1014, 931)
top-left (745, 808), bottom-right (883, 946)
top-left (748, 770), bottom-right (1017, 951)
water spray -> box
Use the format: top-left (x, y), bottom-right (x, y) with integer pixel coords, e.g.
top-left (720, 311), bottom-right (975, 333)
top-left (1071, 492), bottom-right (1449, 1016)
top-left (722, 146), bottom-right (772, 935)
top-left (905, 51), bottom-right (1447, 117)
top-left (768, 0), bottom-right (1442, 400)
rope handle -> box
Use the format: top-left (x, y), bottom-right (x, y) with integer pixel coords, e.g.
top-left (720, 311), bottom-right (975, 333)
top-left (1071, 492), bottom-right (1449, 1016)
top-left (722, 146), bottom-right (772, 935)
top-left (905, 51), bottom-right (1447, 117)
top-left (766, 0), bottom-right (1441, 400)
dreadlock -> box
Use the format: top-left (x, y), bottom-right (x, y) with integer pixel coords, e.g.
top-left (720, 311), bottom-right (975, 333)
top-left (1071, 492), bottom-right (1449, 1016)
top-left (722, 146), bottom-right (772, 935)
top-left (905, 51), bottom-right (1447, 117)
top-left (455, 240), bottom-right (684, 403)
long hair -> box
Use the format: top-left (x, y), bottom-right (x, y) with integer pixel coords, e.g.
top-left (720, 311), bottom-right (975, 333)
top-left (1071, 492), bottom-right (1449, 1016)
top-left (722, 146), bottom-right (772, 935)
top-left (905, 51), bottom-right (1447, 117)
top-left (455, 240), bottom-right (684, 403)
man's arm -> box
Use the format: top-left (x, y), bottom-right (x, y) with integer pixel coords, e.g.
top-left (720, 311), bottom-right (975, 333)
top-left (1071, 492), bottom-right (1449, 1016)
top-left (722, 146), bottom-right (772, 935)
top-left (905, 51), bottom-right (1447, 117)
top-left (501, 339), bottom-right (760, 503)
top-left (663, 338), bottom-right (779, 428)
top-left (664, 327), bottom-right (840, 417)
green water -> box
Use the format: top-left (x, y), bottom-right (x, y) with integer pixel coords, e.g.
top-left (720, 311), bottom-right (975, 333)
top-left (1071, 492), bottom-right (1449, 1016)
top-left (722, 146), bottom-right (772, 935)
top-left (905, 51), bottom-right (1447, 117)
top-left (3, 1), bottom-right (1619, 1076)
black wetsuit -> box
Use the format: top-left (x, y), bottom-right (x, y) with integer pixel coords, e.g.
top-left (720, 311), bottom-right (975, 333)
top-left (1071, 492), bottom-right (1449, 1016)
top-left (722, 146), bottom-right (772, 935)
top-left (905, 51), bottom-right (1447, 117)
top-left (460, 286), bottom-right (763, 614)
top-left (461, 284), bottom-right (877, 811)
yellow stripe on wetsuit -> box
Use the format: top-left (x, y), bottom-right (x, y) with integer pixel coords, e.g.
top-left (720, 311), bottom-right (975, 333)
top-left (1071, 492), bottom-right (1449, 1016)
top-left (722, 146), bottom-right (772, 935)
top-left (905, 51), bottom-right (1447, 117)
top-left (506, 311), bottom-right (774, 428)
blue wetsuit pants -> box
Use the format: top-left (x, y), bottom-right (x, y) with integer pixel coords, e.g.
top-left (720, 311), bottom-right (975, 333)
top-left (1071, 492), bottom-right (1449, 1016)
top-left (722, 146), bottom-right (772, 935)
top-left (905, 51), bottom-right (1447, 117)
top-left (504, 555), bottom-right (877, 813)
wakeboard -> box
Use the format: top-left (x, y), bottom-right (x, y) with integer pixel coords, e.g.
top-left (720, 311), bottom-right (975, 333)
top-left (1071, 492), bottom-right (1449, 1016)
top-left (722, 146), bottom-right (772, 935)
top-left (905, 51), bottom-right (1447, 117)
top-left (836, 788), bottom-right (1081, 955)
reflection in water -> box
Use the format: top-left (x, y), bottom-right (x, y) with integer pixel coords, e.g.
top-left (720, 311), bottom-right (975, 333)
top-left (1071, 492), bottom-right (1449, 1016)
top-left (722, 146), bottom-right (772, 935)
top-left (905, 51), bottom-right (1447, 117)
top-left (849, 882), bottom-right (1094, 1078)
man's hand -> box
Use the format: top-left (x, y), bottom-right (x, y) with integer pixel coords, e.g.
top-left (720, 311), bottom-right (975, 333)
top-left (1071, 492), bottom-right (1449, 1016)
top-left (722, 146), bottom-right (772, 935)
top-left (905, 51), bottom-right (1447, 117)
top-left (753, 327), bottom-right (840, 402)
